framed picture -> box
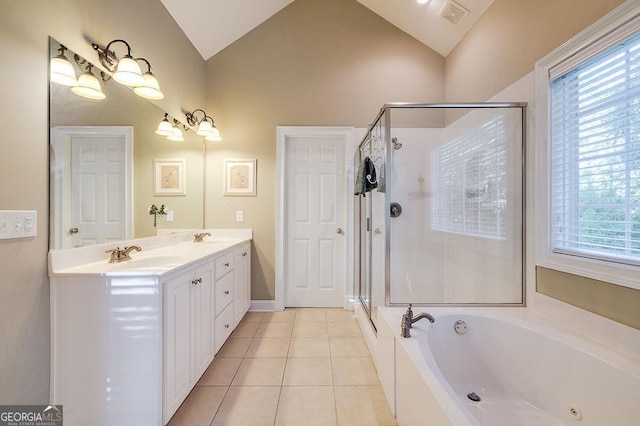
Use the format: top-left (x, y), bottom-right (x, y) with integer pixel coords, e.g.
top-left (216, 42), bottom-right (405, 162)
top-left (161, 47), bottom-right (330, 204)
top-left (224, 159), bottom-right (257, 196)
top-left (154, 159), bottom-right (186, 196)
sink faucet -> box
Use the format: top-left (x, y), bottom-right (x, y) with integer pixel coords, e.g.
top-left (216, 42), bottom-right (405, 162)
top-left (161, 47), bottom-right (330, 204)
top-left (193, 232), bottom-right (212, 243)
top-left (105, 245), bottom-right (142, 263)
top-left (401, 304), bottom-right (434, 338)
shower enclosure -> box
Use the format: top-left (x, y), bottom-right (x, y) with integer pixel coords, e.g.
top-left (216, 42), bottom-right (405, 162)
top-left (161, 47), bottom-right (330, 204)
top-left (356, 103), bottom-right (526, 330)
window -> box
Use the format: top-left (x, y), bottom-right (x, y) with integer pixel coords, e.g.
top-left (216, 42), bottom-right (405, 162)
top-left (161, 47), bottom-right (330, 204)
top-left (432, 116), bottom-right (507, 239)
top-left (550, 32), bottom-right (640, 265)
top-left (536, 2), bottom-right (640, 289)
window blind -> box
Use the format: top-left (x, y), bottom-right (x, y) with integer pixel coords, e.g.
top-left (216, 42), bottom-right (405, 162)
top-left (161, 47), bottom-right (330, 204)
top-left (550, 31), bottom-right (640, 264)
top-left (432, 116), bottom-right (507, 240)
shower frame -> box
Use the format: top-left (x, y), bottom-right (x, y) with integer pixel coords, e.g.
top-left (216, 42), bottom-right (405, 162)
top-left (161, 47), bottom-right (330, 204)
top-left (356, 102), bottom-right (527, 318)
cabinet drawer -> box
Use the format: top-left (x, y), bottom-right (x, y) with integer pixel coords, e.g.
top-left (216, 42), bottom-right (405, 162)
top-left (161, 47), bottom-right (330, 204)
top-left (215, 302), bottom-right (235, 353)
top-left (214, 252), bottom-right (234, 280)
top-left (214, 272), bottom-right (234, 316)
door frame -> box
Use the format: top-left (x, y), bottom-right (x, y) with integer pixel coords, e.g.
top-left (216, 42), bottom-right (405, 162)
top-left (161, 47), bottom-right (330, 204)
top-left (275, 126), bottom-right (355, 311)
top-left (50, 126), bottom-right (134, 249)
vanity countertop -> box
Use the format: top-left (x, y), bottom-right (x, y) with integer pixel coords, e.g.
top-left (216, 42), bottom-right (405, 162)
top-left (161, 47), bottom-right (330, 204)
top-left (48, 229), bottom-right (252, 277)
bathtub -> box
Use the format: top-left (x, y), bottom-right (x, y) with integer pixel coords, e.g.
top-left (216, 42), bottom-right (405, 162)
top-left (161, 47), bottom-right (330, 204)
top-left (375, 307), bottom-right (640, 426)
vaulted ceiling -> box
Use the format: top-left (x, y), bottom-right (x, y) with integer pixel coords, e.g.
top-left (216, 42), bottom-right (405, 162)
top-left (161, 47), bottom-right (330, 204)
top-left (159, 0), bottom-right (494, 60)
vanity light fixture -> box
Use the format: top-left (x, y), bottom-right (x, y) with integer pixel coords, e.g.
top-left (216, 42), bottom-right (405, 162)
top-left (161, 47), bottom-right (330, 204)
top-left (70, 63), bottom-right (106, 100)
top-left (185, 109), bottom-right (223, 141)
top-left (92, 39), bottom-right (146, 87)
top-left (133, 58), bottom-right (164, 100)
top-left (155, 113), bottom-right (173, 136)
top-left (167, 126), bottom-right (185, 142)
top-left (50, 44), bottom-right (78, 86)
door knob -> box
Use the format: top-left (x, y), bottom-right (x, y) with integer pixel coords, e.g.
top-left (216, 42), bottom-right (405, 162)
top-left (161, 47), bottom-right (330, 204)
top-left (337, 228), bottom-right (344, 235)
top-left (69, 227), bottom-right (79, 234)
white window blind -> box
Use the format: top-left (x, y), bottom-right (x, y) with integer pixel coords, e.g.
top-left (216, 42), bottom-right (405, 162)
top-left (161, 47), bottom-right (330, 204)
top-left (432, 116), bottom-right (507, 239)
top-left (550, 31), bottom-right (640, 264)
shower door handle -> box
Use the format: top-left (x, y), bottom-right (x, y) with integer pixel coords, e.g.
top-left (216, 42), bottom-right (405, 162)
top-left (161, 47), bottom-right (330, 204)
top-left (336, 228), bottom-right (344, 235)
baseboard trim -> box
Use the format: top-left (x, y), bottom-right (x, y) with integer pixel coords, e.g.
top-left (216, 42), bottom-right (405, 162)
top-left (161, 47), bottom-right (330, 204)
top-left (249, 300), bottom-right (276, 312)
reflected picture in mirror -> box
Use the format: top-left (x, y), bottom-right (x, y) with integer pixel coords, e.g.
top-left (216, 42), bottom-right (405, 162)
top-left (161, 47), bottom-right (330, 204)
top-left (48, 37), bottom-right (204, 250)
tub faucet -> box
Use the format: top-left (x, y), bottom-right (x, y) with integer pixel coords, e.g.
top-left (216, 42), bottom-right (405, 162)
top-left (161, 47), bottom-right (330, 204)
top-left (105, 245), bottom-right (142, 263)
top-left (193, 232), bottom-right (212, 243)
top-left (401, 304), bottom-right (434, 338)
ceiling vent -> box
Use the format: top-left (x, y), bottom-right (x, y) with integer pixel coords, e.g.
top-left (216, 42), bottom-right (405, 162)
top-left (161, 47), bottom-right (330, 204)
top-left (439, 0), bottom-right (469, 27)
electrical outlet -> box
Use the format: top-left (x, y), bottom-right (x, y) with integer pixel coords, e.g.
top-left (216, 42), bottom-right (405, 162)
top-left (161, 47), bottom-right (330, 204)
top-left (236, 211), bottom-right (244, 222)
top-left (0, 210), bottom-right (37, 239)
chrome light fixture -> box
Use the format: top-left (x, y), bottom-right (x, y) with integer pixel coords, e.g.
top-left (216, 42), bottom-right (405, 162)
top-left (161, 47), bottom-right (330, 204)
top-left (92, 39), bottom-right (146, 87)
top-left (186, 109), bottom-right (222, 141)
top-left (71, 63), bottom-right (106, 100)
top-left (133, 58), bottom-right (164, 100)
top-left (50, 44), bottom-right (77, 86)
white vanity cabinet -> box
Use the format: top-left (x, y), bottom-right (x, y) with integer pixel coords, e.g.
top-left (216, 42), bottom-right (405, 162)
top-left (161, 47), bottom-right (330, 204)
top-left (163, 259), bottom-right (214, 423)
top-left (49, 230), bottom-right (252, 426)
top-left (234, 242), bottom-right (251, 325)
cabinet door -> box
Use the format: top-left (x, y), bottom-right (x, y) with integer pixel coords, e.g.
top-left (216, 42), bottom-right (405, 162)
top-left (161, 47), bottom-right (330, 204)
top-left (164, 270), bottom-right (194, 422)
top-left (193, 263), bottom-right (214, 379)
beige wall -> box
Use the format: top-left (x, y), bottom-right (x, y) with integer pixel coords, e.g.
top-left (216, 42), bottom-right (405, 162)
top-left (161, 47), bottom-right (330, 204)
top-left (445, 0), bottom-right (626, 102)
top-left (203, 0), bottom-right (445, 299)
top-left (445, 0), bottom-right (639, 330)
top-left (0, 0), bottom-right (205, 403)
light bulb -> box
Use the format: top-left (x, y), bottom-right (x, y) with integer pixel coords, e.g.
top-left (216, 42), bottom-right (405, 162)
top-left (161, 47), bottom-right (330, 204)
top-left (71, 70), bottom-right (105, 100)
top-left (155, 117), bottom-right (173, 136)
top-left (113, 55), bottom-right (145, 86)
top-left (134, 72), bottom-right (164, 99)
top-left (50, 54), bottom-right (77, 86)
top-left (196, 120), bottom-right (214, 136)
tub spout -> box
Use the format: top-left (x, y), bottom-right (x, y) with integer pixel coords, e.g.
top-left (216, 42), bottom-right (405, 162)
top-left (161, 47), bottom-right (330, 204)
top-left (401, 306), bottom-right (434, 338)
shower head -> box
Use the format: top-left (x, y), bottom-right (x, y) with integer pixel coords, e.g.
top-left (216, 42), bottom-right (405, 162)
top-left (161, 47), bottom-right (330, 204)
top-left (392, 137), bottom-right (402, 150)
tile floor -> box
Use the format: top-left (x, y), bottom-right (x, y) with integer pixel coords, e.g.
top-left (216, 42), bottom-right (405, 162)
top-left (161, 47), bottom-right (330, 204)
top-left (168, 308), bottom-right (397, 426)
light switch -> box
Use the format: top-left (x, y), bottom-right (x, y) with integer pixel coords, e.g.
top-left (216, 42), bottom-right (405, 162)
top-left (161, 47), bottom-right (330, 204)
top-left (0, 210), bottom-right (37, 239)
top-left (166, 211), bottom-right (174, 222)
top-left (236, 211), bottom-right (244, 222)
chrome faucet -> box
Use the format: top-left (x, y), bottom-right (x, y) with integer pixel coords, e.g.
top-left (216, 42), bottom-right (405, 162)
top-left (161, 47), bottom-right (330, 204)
top-left (105, 245), bottom-right (142, 263)
top-left (193, 232), bottom-right (212, 243)
top-left (401, 304), bottom-right (434, 338)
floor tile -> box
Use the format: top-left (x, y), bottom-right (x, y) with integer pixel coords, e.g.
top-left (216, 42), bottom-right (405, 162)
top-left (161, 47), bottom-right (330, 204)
top-left (262, 309), bottom-right (297, 323)
top-left (329, 337), bottom-right (370, 358)
top-left (334, 385), bottom-right (397, 426)
top-left (292, 321), bottom-right (329, 337)
top-left (294, 309), bottom-right (327, 322)
top-left (326, 309), bottom-right (357, 322)
top-left (328, 321), bottom-right (362, 337)
top-left (216, 336), bottom-right (252, 358)
top-left (332, 358), bottom-right (380, 385)
top-left (245, 337), bottom-right (290, 358)
top-left (283, 357), bottom-right (333, 385)
top-left (232, 320), bottom-right (259, 337)
top-left (288, 337), bottom-right (331, 358)
top-left (242, 311), bottom-right (265, 323)
top-left (212, 386), bottom-right (280, 426)
top-left (256, 321), bottom-right (294, 337)
top-left (275, 386), bottom-right (337, 426)
top-left (231, 357), bottom-right (286, 386)
top-left (197, 357), bottom-right (242, 386)
top-left (167, 386), bottom-right (227, 426)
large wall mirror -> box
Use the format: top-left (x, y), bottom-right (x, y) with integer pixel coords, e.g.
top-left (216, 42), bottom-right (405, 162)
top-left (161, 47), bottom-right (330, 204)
top-left (48, 37), bottom-right (204, 250)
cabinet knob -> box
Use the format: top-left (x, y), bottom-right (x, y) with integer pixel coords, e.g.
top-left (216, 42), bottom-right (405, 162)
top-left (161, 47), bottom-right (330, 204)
top-left (225, 324), bottom-right (230, 329)
top-left (224, 290), bottom-right (230, 295)
top-left (242, 252), bottom-right (247, 256)
top-left (192, 279), bottom-right (198, 285)
top-left (224, 262), bottom-right (230, 267)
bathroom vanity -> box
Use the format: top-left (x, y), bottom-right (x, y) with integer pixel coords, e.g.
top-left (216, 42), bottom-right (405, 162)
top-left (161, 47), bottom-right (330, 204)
top-left (48, 230), bottom-right (252, 425)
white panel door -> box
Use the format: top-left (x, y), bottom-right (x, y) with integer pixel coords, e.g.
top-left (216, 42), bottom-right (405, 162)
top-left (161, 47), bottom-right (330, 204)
top-left (70, 135), bottom-right (127, 247)
top-left (285, 136), bottom-right (346, 307)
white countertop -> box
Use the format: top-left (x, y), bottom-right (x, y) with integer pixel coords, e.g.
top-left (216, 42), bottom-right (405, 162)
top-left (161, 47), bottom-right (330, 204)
top-left (49, 229), bottom-right (252, 277)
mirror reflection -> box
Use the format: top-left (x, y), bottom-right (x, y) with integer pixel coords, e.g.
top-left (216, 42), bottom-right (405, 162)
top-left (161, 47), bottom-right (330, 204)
top-left (48, 37), bottom-right (204, 250)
